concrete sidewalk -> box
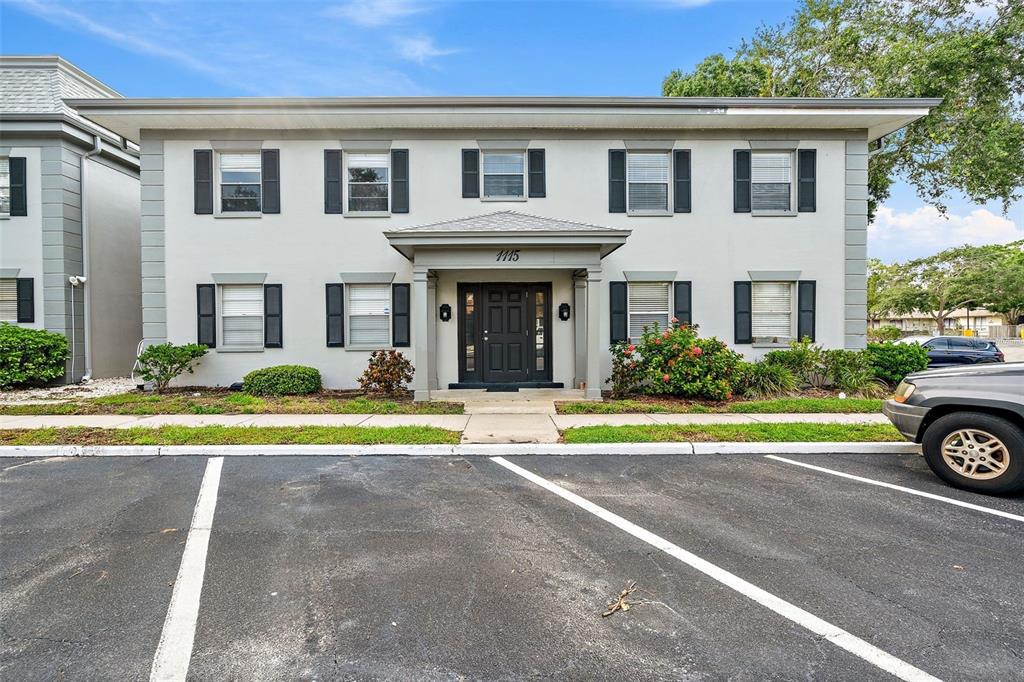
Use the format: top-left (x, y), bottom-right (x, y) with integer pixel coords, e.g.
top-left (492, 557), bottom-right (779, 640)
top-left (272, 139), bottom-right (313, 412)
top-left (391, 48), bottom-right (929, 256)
top-left (0, 412), bottom-right (891, 444)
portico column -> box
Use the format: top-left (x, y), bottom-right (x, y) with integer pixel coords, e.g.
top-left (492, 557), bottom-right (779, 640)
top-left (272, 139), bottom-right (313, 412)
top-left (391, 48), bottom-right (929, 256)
top-left (585, 268), bottom-right (604, 400)
top-left (427, 275), bottom-right (438, 390)
top-left (574, 276), bottom-right (587, 389)
top-left (412, 266), bottom-right (431, 401)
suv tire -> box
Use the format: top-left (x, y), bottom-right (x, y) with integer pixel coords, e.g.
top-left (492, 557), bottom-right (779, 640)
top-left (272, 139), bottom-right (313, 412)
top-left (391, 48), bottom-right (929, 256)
top-left (922, 412), bottom-right (1024, 495)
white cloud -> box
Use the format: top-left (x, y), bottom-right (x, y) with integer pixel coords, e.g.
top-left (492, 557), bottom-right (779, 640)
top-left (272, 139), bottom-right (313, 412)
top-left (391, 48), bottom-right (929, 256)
top-left (394, 35), bottom-right (458, 64)
top-left (325, 0), bottom-right (428, 27)
top-left (869, 205), bottom-right (1024, 262)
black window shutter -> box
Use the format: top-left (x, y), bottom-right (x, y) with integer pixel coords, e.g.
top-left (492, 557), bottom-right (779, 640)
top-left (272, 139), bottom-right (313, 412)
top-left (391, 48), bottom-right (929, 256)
top-left (324, 150), bottom-right (343, 214)
top-left (610, 281), bottom-right (628, 343)
top-left (734, 281), bottom-right (752, 344)
top-left (194, 150), bottom-right (213, 215)
top-left (196, 284), bottom-right (216, 348)
top-left (673, 150), bottom-right (691, 213)
top-left (16, 277), bottom-right (34, 323)
top-left (391, 149), bottom-right (409, 213)
top-left (9, 157), bottom-right (27, 216)
top-left (733, 150), bottom-right (751, 213)
top-left (326, 283), bottom-right (345, 347)
top-left (798, 149), bottom-right (816, 212)
top-left (261, 149), bottom-right (280, 214)
top-left (392, 283), bottom-right (410, 347)
top-left (608, 150), bottom-right (626, 213)
top-left (462, 149), bottom-right (480, 198)
top-left (673, 281), bottom-right (692, 326)
top-left (264, 284), bottom-right (282, 348)
top-left (528, 149), bottom-right (546, 198)
top-left (797, 280), bottom-right (816, 342)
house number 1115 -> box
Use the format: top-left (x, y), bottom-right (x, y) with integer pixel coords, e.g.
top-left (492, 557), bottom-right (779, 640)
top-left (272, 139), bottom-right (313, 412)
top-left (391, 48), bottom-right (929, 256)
top-left (495, 249), bottom-right (521, 262)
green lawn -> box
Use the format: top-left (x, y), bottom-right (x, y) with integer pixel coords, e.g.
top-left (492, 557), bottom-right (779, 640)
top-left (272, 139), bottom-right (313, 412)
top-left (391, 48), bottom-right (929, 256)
top-left (0, 391), bottom-right (463, 416)
top-left (0, 425), bottom-right (461, 446)
top-left (562, 422), bottom-right (903, 444)
top-left (556, 397), bottom-right (884, 415)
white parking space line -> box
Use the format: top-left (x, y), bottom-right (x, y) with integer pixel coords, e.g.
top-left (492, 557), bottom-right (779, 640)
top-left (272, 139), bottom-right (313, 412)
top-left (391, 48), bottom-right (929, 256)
top-left (150, 457), bottom-right (224, 682)
top-left (764, 456), bottom-right (1024, 523)
top-left (491, 456), bottom-right (941, 682)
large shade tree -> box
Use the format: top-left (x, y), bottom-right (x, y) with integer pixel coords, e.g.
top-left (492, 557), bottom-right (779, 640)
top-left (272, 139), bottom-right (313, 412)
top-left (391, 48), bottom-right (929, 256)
top-left (663, 0), bottom-right (1024, 221)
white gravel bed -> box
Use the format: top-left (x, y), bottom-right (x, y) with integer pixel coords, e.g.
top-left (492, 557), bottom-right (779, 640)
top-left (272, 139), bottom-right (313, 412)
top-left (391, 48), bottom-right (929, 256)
top-left (0, 376), bottom-right (139, 404)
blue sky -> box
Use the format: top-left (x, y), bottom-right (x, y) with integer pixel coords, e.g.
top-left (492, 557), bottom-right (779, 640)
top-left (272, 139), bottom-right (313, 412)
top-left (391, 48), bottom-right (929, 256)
top-left (2, 0), bottom-right (1020, 262)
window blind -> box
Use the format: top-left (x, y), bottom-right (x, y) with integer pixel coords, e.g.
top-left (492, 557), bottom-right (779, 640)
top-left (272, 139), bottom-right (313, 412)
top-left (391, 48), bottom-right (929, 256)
top-left (482, 152), bottom-right (525, 198)
top-left (626, 153), bottom-right (669, 212)
top-left (752, 282), bottom-right (793, 339)
top-left (219, 152), bottom-right (261, 212)
top-left (347, 153), bottom-right (389, 212)
top-left (0, 278), bottom-right (16, 321)
top-left (628, 282), bottom-right (670, 338)
top-left (349, 284), bottom-right (391, 346)
top-left (751, 152), bottom-right (792, 211)
top-left (0, 158), bottom-right (9, 215)
top-left (221, 284), bottom-right (264, 347)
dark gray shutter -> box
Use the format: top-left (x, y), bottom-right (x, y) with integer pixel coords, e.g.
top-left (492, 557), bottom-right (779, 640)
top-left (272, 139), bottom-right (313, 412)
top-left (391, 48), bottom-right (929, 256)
top-left (734, 281), bottom-right (752, 344)
top-left (462, 149), bottom-right (480, 198)
top-left (733, 150), bottom-right (751, 213)
top-left (326, 283), bottom-right (344, 347)
top-left (391, 149), bottom-right (409, 213)
top-left (673, 281), bottom-right (692, 326)
top-left (673, 150), bottom-right (691, 213)
top-left (392, 283), bottom-right (410, 347)
top-left (610, 281), bottom-right (628, 343)
top-left (264, 284), bottom-right (282, 348)
top-left (797, 280), bottom-right (816, 341)
top-left (324, 150), bottom-right (343, 214)
top-left (261, 149), bottom-right (280, 214)
top-left (16, 277), bottom-right (34, 323)
top-left (194, 150), bottom-right (213, 215)
top-left (196, 284), bottom-right (216, 347)
top-left (798, 149), bottom-right (816, 212)
top-left (528, 149), bottom-right (546, 198)
top-left (9, 157), bottom-right (27, 216)
top-left (608, 150), bottom-right (626, 213)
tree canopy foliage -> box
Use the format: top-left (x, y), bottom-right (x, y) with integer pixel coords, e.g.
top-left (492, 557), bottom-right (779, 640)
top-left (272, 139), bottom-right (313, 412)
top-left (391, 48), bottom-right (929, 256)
top-left (663, 0), bottom-right (1024, 221)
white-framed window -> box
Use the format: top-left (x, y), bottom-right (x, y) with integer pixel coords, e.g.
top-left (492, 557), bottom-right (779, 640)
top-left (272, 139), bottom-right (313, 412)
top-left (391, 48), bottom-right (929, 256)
top-left (348, 284), bottom-right (391, 347)
top-left (221, 284), bottom-right (264, 348)
top-left (347, 153), bottom-right (390, 213)
top-left (752, 281), bottom-right (794, 342)
top-left (218, 152), bottom-right (262, 213)
top-left (626, 152), bottom-right (670, 213)
top-left (0, 157), bottom-right (10, 217)
top-left (0, 278), bottom-right (16, 321)
top-left (751, 151), bottom-right (793, 213)
top-left (482, 151), bottom-right (525, 199)
top-left (628, 281), bottom-right (671, 338)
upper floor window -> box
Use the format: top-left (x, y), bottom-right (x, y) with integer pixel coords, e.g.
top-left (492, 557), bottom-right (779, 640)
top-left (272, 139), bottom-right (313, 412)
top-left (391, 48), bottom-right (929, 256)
top-left (751, 281), bottom-right (793, 343)
top-left (628, 281), bottom-right (671, 338)
top-left (751, 152), bottom-right (792, 213)
top-left (219, 153), bottom-right (261, 213)
top-left (627, 152), bottom-right (670, 214)
top-left (482, 152), bottom-right (525, 200)
top-left (347, 153), bottom-right (390, 213)
top-left (0, 158), bottom-right (10, 217)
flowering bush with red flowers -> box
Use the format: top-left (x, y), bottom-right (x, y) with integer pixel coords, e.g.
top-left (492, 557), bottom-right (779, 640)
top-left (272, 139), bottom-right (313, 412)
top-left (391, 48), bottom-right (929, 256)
top-left (606, 320), bottom-right (743, 400)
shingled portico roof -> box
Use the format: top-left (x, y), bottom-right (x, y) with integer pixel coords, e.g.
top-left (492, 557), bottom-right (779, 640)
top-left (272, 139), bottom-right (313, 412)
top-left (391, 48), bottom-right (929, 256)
top-left (384, 211), bottom-right (631, 260)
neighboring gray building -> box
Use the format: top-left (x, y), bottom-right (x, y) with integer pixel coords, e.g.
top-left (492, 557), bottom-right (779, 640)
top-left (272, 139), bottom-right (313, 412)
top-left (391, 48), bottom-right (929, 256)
top-left (0, 56), bottom-right (141, 381)
top-left (71, 95), bottom-right (937, 399)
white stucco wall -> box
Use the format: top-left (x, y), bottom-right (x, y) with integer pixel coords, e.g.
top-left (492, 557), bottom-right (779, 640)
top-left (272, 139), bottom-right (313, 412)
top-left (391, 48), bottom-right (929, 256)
top-left (0, 146), bottom-right (43, 328)
top-left (156, 133), bottom-right (853, 389)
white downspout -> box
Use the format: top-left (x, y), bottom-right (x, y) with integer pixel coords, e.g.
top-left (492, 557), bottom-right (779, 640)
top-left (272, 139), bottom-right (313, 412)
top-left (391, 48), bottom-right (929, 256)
top-left (79, 134), bottom-right (102, 382)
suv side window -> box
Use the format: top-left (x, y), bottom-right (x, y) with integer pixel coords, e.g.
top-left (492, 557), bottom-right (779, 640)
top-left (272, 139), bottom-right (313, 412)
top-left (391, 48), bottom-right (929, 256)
top-left (925, 338), bottom-right (948, 350)
top-left (949, 338), bottom-right (973, 349)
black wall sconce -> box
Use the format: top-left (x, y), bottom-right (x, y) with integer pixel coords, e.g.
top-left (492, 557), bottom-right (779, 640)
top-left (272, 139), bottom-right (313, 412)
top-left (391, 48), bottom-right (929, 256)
top-left (439, 303), bottom-right (452, 322)
top-left (558, 303), bottom-right (571, 321)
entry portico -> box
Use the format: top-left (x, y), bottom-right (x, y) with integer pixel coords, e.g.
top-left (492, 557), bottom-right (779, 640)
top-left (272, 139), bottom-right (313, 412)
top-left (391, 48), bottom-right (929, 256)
top-left (385, 211), bottom-right (630, 401)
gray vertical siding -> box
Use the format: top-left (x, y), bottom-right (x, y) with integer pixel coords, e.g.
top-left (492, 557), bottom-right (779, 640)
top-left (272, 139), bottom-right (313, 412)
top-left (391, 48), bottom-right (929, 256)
top-left (844, 139), bottom-right (869, 349)
top-left (140, 138), bottom-right (167, 344)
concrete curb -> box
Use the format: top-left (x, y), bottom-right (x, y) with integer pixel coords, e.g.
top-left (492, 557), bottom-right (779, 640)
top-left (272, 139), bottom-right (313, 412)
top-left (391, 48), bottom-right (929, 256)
top-left (0, 442), bottom-right (921, 458)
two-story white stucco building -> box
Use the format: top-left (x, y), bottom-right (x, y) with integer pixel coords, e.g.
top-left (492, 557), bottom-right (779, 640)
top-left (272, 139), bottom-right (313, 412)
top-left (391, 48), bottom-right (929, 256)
top-left (70, 96), bottom-right (936, 399)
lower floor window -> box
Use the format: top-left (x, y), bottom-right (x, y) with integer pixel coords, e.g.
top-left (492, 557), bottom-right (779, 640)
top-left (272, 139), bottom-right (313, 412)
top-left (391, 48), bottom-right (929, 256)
top-left (628, 281), bottom-right (671, 338)
top-left (751, 281), bottom-right (793, 342)
top-left (221, 284), bottom-right (264, 347)
top-left (0, 278), bottom-right (16, 321)
top-left (349, 284), bottom-right (391, 346)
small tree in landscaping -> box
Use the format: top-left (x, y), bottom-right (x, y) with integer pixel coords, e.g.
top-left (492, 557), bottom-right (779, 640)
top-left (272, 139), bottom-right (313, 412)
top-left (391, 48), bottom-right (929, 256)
top-left (0, 323), bottom-right (69, 389)
top-left (137, 342), bottom-right (208, 393)
top-left (359, 350), bottom-right (414, 397)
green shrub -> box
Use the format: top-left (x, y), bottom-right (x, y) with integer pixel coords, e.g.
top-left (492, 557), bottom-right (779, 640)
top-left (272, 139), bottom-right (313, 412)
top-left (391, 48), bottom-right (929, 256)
top-left (736, 361), bottom-right (798, 399)
top-left (243, 365), bottom-right (322, 396)
top-left (608, 341), bottom-right (643, 398)
top-left (137, 342), bottom-right (208, 392)
top-left (763, 338), bottom-right (828, 388)
top-left (867, 325), bottom-right (902, 342)
top-left (358, 350), bottom-right (414, 396)
top-left (822, 349), bottom-right (887, 397)
top-left (0, 323), bottom-right (69, 389)
top-left (865, 341), bottom-right (929, 385)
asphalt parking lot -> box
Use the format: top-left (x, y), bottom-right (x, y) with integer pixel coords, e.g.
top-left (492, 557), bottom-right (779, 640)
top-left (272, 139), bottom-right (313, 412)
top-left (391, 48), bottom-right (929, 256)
top-left (2, 452), bottom-right (1022, 681)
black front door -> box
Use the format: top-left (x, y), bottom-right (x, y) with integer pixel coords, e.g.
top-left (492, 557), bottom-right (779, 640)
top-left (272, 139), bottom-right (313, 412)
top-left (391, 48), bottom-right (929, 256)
top-left (458, 283), bottom-right (552, 385)
top-left (483, 285), bottom-right (529, 383)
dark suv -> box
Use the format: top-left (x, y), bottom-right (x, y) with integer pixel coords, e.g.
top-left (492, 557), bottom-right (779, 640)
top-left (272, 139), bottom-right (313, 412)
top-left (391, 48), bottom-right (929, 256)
top-left (918, 336), bottom-right (1005, 366)
top-left (883, 363), bottom-right (1024, 494)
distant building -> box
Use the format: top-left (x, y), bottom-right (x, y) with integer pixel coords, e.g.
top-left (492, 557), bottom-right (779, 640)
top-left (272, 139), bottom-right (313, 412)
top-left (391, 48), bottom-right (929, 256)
top-left (870, 308), bottom-right (1006, 336)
